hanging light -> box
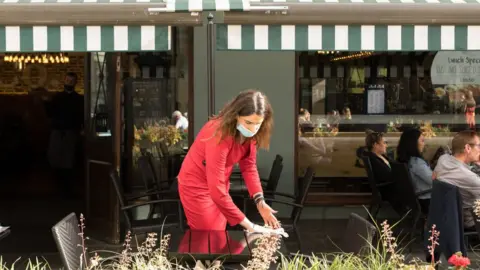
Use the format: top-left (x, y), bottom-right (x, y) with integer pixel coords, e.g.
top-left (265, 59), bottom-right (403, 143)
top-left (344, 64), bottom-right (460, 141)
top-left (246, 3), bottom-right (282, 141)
top-left (331, 51), bottom-right (374, 62)
top-left (3, 53), bottom-right (70, 65)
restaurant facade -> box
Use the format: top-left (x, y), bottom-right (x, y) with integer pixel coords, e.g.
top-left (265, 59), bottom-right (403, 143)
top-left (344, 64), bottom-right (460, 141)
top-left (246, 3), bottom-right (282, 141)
top-left (1, 0), bottom-right (480, 242)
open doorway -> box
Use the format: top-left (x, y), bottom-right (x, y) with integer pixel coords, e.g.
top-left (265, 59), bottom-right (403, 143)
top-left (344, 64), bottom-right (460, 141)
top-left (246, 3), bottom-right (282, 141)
top-left (0, 52), bottom-right (88, 256)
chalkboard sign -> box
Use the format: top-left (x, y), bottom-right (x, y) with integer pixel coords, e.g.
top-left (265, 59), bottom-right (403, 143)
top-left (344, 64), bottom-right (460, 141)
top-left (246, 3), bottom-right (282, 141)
top-left (366, 84), bottom-right (385, 114)
top-left (131, 79), bottom-right (172, 126)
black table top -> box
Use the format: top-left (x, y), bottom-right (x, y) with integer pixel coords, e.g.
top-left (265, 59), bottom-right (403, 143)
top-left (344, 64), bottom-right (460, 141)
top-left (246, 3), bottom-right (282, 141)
top-left (168, 229), bottom-right (288, 263)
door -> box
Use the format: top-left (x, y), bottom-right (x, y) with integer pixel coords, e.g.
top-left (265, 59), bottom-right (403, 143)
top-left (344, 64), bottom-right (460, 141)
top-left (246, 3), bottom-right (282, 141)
top-left (84, 52), bottom-right (120, 243)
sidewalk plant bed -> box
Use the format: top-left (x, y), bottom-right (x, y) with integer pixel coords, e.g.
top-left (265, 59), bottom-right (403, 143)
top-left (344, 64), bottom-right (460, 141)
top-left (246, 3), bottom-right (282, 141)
top-left (2, 212), bottom-right (476, 270)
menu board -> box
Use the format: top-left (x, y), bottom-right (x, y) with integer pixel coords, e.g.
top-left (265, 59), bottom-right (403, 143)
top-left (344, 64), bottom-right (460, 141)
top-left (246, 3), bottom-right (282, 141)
top-left (366, 84), bottom-right (385, 114)
top-left (131, 79), bottom-right (172, 126)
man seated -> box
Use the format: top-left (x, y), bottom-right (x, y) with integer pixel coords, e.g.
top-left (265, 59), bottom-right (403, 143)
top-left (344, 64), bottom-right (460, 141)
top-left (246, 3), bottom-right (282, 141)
top-left (434, 130), bottom-right (480, 229)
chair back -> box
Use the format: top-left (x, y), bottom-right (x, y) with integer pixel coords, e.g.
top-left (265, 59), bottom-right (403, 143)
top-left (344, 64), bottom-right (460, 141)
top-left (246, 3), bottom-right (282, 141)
top-left (390, 162), bottom-right (421, 216)
top-left (51, 213), bottom-right (84, 270)
top-left (110, 170), bottom-right (133, 228)
top-left (146, 152), bottom-right (171, 190)
top-left (425, 180), bottom-right (467, 258)
top-left (138, 154), bottom-right (159, 193)
top-left (265, 155), bottom-right (283, 192)
top-left (292, 166), bottom-right (314, 224)
top-left (340, 213), bottom-right (377, 254)
top-left (361, 156), bottom-right (382, 203)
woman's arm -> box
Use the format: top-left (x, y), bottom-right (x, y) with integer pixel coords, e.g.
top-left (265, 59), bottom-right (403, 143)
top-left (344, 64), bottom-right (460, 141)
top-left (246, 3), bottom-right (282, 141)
top-left (205, 137), bottom-right (246, 226)
top-left (238, 142), bottom-right (263, 198)
top-left (410, 158), bottom-right (433, 185)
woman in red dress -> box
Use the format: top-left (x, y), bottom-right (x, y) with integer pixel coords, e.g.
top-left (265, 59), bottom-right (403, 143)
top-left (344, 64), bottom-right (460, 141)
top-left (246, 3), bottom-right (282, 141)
top-left (177, 90), bottom-right (281, 233)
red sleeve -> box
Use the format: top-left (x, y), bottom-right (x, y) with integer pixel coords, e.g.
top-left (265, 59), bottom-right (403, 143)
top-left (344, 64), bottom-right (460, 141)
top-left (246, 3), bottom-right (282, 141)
top-left (205, 136), bottom-right (245, 226)
top-left (239, 142), bottom-right (263, 198)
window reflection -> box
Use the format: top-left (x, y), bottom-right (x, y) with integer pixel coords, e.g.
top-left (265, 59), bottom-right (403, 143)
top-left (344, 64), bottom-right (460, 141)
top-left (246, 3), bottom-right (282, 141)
top-left (297, 51), bottom-right (478, 187)
top-left (127, 27), bottom-right (190, 190)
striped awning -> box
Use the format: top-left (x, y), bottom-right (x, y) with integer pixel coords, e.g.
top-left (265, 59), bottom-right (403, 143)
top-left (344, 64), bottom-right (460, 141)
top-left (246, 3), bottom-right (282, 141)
top-left (0, 25), bottom-right (171, 52)
top-left (250, 0), bottom-right (480, 3)
top-left (217, 24), bottom-right (480, 51)
top-left (0, 0), bottom-right (250, 11)
top-left (166, 0), bottom-right (250, 11)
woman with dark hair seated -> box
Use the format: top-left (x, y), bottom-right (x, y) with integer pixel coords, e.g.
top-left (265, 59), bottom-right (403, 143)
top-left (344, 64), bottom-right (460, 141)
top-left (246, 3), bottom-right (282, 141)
top-left (397, 128), bottom-right (432, 215)
top-left (364, 130), bottom-right (393, 183)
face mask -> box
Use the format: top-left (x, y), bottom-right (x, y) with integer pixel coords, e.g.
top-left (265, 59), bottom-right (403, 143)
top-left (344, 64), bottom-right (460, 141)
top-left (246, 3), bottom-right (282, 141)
top-left (236, 123), bottom-right (260, 138)
top-left (64, 85), bottom-right (74, 93)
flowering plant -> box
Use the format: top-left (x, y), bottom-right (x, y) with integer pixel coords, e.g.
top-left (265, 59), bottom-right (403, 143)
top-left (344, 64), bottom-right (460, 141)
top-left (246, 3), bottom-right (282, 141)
top-left (447, 252), bottom-right (470, 269)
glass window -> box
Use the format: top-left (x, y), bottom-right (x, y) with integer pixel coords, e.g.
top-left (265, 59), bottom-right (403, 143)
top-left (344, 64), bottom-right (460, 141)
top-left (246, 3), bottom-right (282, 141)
top-left (128, 27), bottom-right (191, 189)
top-left (298, 51), bottom-right (475, 193)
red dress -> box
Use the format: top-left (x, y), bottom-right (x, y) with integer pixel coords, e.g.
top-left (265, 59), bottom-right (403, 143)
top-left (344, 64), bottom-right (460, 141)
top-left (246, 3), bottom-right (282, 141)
top-left (177, 120), bottom-right (263, 230)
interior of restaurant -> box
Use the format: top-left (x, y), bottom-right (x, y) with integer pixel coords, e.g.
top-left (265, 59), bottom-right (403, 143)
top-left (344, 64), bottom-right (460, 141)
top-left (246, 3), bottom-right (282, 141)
top-left (297, 51), bottom-right (475, 202)
top-left (0, 26), bottom-right (191, 254)
top-left (0, 52), bottom-right (86, 199)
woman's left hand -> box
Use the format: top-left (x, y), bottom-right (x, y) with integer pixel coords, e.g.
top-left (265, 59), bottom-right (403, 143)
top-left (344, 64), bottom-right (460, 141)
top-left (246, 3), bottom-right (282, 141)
top-left (257, 200), bottom-right (280, 228)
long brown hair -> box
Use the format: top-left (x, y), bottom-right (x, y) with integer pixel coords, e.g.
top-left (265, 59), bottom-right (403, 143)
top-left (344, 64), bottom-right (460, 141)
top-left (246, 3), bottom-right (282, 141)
top-left (211, 89), bottom-right (273, 149)
top-left (365, 129), bottom-right (384, 151)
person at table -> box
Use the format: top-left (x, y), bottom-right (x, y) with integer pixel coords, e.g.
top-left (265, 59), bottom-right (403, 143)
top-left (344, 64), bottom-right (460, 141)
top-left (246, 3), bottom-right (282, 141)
top-left (396, 128), bottom-right (432, 214)
top-left (434, 130), bottom-right (480, 229)
top-left (172, 110), bottom-right (189, 131)
top-left (364, 130), bottom-right (392, 184)
top-left (177, 89), bottom-right (285, 235)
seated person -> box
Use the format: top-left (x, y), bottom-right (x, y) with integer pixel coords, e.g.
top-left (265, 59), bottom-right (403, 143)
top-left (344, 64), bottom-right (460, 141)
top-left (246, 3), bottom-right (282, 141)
top-left (434, 130), bottom-right (480, 229)
top-left (430, 145), bottom-right (451, 170)
top-left (396, 128), bottom-right (432, 215)
top-left (364, 130), bottom-right (392, 184)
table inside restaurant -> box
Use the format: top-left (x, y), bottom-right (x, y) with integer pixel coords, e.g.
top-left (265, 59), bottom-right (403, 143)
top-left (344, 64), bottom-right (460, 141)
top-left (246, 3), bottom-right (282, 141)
top-left (168, 229), bottom-right (288, 263)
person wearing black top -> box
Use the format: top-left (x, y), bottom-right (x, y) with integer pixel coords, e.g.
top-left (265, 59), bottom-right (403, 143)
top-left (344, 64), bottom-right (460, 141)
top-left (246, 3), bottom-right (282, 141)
top-left (44, 72), bottom-right (83, 198)
top-left (364, 131), bottom-right (405, 214)
top-left (364, 131), bottom-right (392, 184)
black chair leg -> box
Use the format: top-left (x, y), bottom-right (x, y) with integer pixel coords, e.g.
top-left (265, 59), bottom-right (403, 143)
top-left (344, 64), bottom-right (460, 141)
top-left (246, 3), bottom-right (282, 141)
top-left (410, 212), bottom-right (421, 245)
top-left (369, 203), bottom-right (380, 221)
top-left (294, 226), bottom-right (302, 253)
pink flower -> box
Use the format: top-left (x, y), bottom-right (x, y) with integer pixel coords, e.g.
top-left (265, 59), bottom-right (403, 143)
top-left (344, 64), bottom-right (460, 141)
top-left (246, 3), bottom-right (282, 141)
top-left (448, 252), bottom-right (471, 268)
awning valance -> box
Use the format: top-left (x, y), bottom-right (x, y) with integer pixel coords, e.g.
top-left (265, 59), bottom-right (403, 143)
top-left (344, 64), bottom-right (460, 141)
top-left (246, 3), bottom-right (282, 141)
top-left (217, 24), bottom-right (479, 51)
top-left (0, 0), bottom-right (250, 12)
top-left (0, 25), bottom-right (171, 52)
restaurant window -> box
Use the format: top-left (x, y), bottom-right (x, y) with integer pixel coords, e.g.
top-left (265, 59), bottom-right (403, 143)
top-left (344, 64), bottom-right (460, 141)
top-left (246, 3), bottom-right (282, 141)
top-left (298, 51), bottom-right (478, 196)
top-left (125, 26), bottom-right (191, 190)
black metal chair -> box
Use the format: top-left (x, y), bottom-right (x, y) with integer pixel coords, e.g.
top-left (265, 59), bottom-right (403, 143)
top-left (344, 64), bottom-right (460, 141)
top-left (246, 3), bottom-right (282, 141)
top-left (391, 162), bottom-right (431, 243)
top-left (361, 156), bottom-right (393, 220)
top-left (338, 213), bottom-right (377, 255)
top-left (425, 180), bottom-right (476, 262)
top-left (138, 154), bottom-right (161, 194)
top-left (110, 170), bottom-right (184, 236)
top-left (51, 213), bottom-right (84, 270)
top-left (261, 154), bottom-right (284, 190)
top-left (251, 166), bottom-right (315, 253)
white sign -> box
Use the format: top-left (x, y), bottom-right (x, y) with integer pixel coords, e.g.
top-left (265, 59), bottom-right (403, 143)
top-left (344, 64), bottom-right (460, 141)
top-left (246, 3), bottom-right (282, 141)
top-left (431, 51), bottom-right (480, 85)
top-left (366, 84), bottom-right (385, 114)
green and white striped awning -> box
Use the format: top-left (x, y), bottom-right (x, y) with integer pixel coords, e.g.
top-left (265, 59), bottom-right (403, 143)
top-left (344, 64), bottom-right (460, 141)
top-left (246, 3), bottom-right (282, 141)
top-left (166, 0), bottom-right (250, 11)
top-left (217, 24), bottom-right (480, 51)
top-left (0, 25), bottom-right (171, 52)
top-left (250, 0), bottom-right (480, 3)
top-left (0, 0), bottom-right (250, 11)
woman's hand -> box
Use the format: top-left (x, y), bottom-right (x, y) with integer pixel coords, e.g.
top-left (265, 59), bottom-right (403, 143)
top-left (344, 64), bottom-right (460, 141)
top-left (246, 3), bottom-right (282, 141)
top-left (257, 200), bottom-right (280, 228)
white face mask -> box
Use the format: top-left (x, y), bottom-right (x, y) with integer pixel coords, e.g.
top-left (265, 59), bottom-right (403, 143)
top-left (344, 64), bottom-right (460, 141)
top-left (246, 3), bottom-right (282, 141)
top-left (236, 123), bottom-right (261, 137)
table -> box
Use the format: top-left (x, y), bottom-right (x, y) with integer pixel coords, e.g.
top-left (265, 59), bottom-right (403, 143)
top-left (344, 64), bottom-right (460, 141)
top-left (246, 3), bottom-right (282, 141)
top-left (168, 230), bottom-right (288, 263)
